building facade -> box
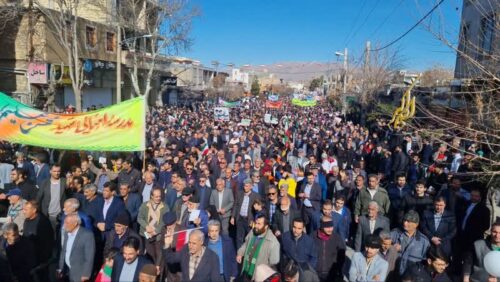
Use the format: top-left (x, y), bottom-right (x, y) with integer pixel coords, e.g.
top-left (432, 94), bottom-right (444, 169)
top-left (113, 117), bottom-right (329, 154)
top-left (455, 0), bottom-right (499, 79)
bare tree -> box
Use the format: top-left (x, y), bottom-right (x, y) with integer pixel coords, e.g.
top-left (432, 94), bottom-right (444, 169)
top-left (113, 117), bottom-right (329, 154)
top-left (0, 0), bottom-right (22, 34)
top-left (113, 0), bottom-right (198, 100)
top-left (357, 46), bottom-right (405, 106)
top-left (31, 0), bottom-right (94, 112)
top-left (420, 65), bottom-right (454, 87)
top-left (410, 0), bottom-right (499, 222)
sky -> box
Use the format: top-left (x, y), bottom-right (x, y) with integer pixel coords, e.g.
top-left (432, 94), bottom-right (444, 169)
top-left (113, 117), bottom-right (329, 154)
top-left (183, 0), bottom-right (463, 72)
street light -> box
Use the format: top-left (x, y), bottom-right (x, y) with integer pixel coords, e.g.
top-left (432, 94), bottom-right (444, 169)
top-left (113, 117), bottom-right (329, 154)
top-left (116, 33), bottom-right (153, 103)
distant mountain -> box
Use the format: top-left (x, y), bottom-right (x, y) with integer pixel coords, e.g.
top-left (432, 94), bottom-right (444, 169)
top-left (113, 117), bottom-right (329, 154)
top-left (245, 61), bottom-right (343, 83)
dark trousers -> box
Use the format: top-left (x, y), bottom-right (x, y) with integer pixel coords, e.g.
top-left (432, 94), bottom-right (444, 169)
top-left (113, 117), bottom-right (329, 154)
top-left (236, 216), bottom-right (250, 250)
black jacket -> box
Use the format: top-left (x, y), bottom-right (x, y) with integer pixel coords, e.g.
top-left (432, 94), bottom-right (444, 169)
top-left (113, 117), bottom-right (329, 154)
top-left (22, 213), bottom-right (54, 264)
top-left (314, 231), bottom-right (346, 277)
top-left (5, 236), bottom-right (37, 282)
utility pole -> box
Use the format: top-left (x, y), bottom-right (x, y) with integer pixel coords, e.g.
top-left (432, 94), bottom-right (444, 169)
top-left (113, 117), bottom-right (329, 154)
top-left (116, 25), bottom-right (122, 103)
top-left (364, 41), bottom-right (370, 74)
top-left (341, 47), bottom-right (348, 116)
top-left (342, 47), bottom-right (348, 94)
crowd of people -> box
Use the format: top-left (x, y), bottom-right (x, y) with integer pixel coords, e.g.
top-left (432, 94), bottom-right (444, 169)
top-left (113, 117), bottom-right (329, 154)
top-left (0, 98), bottom-right (498, 282)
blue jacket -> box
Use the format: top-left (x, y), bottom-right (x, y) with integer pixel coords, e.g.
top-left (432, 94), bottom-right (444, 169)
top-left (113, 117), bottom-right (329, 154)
top-left (97, 196), bottom-right (126, 231)
top-left (349, 252), bottom-right (388, 282)
top-left (60, 211), bottom-right (93, 232)
top-left (391, 229), bottom-right (430, 275)
top-left (316, 173), bottom-right (328, 201)
top-left (165, 189), bottom-right (180, 211)
top-left (18, 161), bottom-right (36, 184)
top-left (332, 207), bottom-right (351, 242)
top-left (111, 255), bottom-right (152, 282)
top-left (195, 185), bottom-right (212, 211)
top-left (185, 209), bottom-right (209, 234)
top-left (35, 164), bottom-right (50, 188)
top-left (158, 171), bottom-right (172, 189)
top-left (83, 195), bottom-right (104, 227)
top-left (387, 184), bottom-right (412, 211)
top-left (205, 235), bottom-right (238, 281)
top-left (123, 193), bottom-right (142, 222)
top-left (282, 231), bottom-right (318, 268)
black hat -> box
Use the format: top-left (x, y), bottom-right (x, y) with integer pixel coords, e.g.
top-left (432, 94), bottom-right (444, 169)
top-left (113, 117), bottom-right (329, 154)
top-left (162, 212), bottom-right (177, 226)
top-left (115, 212), bottom-right (130, 226)
top-left (365, 235), bottom-right (382, 249)
top-left (189, 194), bottom-right (200, 204)
top-left (182, 187), bottom-right (194, 196)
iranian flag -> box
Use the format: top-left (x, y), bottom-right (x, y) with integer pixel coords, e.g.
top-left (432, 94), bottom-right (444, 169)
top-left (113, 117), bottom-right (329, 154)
top-left (201, 141), bottom-right (209, 156)
top-left (175, 228), bottom-right (199, 251)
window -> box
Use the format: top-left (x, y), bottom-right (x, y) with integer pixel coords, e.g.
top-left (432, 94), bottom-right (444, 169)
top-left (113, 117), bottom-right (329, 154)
top-left (106, 32), bottom-right (116, 52)
top-left (460, 23), bottom-right (470, 55)
top-left (86, 26), bottom-right (97, 49)
top-left (480, 14), bottom-right (495, 55)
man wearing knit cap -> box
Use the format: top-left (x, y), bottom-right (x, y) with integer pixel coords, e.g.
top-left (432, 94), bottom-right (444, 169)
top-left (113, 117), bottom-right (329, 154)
top-left (139, 264), bottom-right (158, 282)
top-left (390, 210), bottom-right (430, 276)
top-left (104, 212), bottom-right (143, 255)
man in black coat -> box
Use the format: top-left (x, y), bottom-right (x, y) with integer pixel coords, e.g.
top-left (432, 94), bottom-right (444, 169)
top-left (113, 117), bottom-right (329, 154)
top-left (314, 215), bottom-right (346, 282)
top-left (3, 168), bottom-right (37, 201)
top-left (391, 145), bottom-right (409, 179)
top-left (3, 222), bottom-right (37, 282)
top-left (458, 189), bottom-right (490, 252)
top-left (420, 196), bottom-right (456, 256)
top-left (22, 200), bottom-right (54, 281)
top-left (271, 196), bottom-right (300, 239)
top-left (163, 229), bottom-right (223, 282)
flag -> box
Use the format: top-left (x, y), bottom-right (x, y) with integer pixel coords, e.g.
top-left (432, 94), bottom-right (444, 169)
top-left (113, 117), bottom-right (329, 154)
top-left (0, 92), bottom-right (145, 151)
top-left (265, 100), bottom-right (283, 109)
top-left (175, 229), bottom-right (194, 251)
top-left (201, 141), bottom-right (209, 156)
top-left (291, 98), bottom-right (317, 107)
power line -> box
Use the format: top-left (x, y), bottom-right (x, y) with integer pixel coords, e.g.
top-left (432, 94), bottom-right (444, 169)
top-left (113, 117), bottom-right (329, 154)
top-left (370, 0), bottom-right (446, 52)
top-left (345, 0), bottom-right (381, 47)
top-left (371, 0), bottom-right (405, 37)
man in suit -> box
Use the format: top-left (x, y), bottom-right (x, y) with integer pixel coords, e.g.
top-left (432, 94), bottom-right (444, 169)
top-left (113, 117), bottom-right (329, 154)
top-left (58, 213), bottom-right (95, 282)
top-left (387, 174), bottom-right (412, 227)
top-left (458, 188), bottom-right (491, 253)
top-left (112, 237), bottom-right (152, 282)
top-left (355, 201), bottom-right (390, 252)
top-left (119, 182), bottom-right (142, 223)
top-left (138, 171), bottom-right (156, 203)
top-left (195, 174), bottom-right (212, 210)
top-left (36, 163), bottom-right (68, 230)
top-left (420, 196), bottom-right (456, 256)
top-left (271, 196), bottom-right (300, 239)
top-left (250, 171), bottom-right (266, 199)
top-left (265, 186), bottom-right (280, 225)
top-left (206, 220), bottom-right (238, 282)
top-left (231, 178), bottom-right (261, 249)
top-left (96, 182), bottom-right (125, 234)
top-left (209, 178), bottom-right (234, 235)
top-left (298, 172), bottom-right (322, 230)
top-left (163, 229), bottom-right (223, 282)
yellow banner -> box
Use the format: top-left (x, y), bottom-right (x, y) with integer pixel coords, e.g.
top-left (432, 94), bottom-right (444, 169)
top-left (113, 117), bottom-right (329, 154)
top-left (0, 92), bottom-right (145, 151)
